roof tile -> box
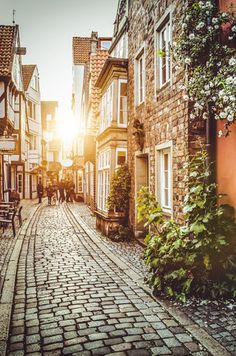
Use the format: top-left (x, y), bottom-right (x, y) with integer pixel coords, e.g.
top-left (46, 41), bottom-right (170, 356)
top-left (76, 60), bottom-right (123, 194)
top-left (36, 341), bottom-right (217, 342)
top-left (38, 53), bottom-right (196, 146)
top-left (22, 64), bottom-right (36, 91)
top-left (0, 25), bottom-right (16, 76)
top-left (73, 37), bottom-right (91, 64)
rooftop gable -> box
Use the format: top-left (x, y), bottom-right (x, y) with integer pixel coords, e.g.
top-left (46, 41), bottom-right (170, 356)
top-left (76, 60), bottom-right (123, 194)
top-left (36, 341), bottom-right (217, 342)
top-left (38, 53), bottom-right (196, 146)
top-left (22, 64), bottom-right (36, 91)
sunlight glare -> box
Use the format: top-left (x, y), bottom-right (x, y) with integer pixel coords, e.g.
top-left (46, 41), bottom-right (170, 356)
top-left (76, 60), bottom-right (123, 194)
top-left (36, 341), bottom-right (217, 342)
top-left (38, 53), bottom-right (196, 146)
top-left (57, 104), bottom-right (77, 144)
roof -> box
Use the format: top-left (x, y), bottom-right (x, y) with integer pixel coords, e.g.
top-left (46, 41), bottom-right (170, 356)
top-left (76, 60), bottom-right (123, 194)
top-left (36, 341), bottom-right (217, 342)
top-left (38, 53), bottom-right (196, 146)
top-left (89, 50), bottom-right (110, 121)
top-left (73, 37), bottom-right (91, 64)
top-left (22, 64), bottom-right (36, 91)
top-left (0, 25), bottom-right (17, 76)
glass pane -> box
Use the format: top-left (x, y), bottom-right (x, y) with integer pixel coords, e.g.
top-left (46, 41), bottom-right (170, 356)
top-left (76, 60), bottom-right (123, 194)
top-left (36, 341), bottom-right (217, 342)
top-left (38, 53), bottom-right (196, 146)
top-left (120, 82), bottom-right (127, 96)
top-left (139, 58), bottom-right (143, 102)
top-left (164, 153), bottom-right (169, 171)
top-left (164, 171), bottom-right (168, 189)
top-left (117, 151), bottom-right (126, 166)
top-left (164, 188), bottom-right (169, 206)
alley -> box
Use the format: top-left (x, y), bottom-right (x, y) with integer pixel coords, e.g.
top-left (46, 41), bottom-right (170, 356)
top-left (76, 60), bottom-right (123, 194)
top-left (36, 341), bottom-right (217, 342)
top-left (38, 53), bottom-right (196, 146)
top-left (2, 203), bottom-right (213, 356)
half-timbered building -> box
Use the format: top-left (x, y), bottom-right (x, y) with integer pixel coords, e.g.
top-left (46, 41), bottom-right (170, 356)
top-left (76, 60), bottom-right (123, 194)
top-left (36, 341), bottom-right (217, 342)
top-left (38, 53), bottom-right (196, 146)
top-left (0, 25), bottom-right (26, 201)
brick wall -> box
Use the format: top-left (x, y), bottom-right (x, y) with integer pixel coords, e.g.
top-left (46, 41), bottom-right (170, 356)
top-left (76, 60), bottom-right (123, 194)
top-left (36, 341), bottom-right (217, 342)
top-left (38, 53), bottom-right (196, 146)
top-left (127, 0), bottom-right (204, 230)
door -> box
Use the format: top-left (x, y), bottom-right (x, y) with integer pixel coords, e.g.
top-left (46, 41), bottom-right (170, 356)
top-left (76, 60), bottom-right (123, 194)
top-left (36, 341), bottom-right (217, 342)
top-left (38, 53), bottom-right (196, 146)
top-left (17, 173), bottom-right (23, 200)
top-left (135, 154), bottom-right (149, 235)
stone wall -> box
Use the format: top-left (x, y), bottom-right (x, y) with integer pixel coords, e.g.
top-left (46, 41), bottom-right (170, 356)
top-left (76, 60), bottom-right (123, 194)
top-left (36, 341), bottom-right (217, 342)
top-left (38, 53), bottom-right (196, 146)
top-left (127, 0), bottom-right (204, 231)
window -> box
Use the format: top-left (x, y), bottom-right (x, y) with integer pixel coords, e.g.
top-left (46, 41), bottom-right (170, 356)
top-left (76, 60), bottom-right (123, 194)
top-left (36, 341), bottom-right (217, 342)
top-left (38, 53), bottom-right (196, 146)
top-left (85, 162), bottom-right (89, 194)
top-left (30, 135), bottom-right (37, 150)
top-left (157, 20), bottom-right (171, 87)
top-left (156, 143), bottom-right (172, 213)
top-left (28, 101), bottom-right (36, 119)
top-left (112, 34), bottom-right (128, 58)
top-left (118, 80), bottom-right (128, 126)
top-left (17, 174), bottom-right (23, 194)
top-left (101, 41), bottom-right (111, 50)
top-left (31, 75), bottom-right (38, 90)
top-left (135, 49), bottom-right (145, 105)
top-left (116, 148), bottom-right (127, 167)
top-left (90, 163), bottom-right (94, 197)
top-left (100, 83), bottom-right (113, 132)
top-left (98, 150), bottom-right (110, 211)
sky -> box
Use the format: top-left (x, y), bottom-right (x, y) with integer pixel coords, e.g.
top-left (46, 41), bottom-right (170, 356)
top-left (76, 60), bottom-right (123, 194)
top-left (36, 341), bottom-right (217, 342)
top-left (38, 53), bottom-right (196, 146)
top-left (0, 0), bottom-right (117, 119)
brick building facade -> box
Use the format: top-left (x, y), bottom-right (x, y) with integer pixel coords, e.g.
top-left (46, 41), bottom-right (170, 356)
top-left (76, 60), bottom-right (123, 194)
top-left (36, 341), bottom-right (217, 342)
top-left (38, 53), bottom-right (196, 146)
top-left (127, 0), bottom-right (205, 237)
top-left (72, 33), bottom-right (111, 209)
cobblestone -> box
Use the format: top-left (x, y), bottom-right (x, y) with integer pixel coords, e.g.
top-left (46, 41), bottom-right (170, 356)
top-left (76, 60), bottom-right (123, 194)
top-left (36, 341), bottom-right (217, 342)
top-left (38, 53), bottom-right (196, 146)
top-left (0, 199), bottom-right (38, 298)
top-left (1, 202), bottom-right (231, 355)
top-left (70, 202), bottom-right (236, 354)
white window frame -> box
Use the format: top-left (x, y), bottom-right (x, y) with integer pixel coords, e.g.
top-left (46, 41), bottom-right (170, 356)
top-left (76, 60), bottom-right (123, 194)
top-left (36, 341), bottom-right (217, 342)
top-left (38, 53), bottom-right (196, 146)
top-left (155, 6), bottom-right (173, 91)
top-left (155, 141), bottom-right (173, 214)
top-left (90, 163), bottom-right (94, 197)
top-left (100, 82), bottom-right (113, 132)
top-left (116, 148), bottom-right (127, 168)
top-left (118, 79), bottom-right (128, 127)
top-left (97, 149), bottom-right (111, 212)
top-left (135, 48), bottom-right (145, 106)
top-left (85, 162), bottom-right (89, 194)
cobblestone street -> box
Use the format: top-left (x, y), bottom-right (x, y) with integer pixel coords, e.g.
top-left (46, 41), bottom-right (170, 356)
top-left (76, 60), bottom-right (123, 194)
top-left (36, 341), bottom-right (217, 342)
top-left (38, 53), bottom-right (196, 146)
top-left (0, 202), bottom-right (234, 355)
top-left (0, 200), bottom-right (39, 300)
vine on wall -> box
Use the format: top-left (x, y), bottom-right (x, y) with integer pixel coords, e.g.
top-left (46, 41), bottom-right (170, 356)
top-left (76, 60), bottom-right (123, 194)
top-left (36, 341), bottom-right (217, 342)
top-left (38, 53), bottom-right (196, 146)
top-left (175, 0), bottom-right (236, 136)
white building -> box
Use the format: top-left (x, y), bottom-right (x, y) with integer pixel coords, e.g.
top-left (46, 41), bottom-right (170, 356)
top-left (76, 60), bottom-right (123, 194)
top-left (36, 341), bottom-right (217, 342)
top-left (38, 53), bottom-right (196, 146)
top-left (22, 65), bottom-right (42, 199)
top-left (0, 25), bottom-right (27, 201)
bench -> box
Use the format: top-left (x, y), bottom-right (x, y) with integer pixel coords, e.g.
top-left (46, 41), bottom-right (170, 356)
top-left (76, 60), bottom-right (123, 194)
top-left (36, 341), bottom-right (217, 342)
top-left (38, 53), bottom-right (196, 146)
top-left (0, 210), bottom-right (17, 237)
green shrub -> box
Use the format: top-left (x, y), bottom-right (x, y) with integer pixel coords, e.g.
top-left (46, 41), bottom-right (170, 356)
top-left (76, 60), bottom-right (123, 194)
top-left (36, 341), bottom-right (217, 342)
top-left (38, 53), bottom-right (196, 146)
top-left (138, 148), bottom-right (236, 301)
top-left (107, 164), bottom-right (131, 214)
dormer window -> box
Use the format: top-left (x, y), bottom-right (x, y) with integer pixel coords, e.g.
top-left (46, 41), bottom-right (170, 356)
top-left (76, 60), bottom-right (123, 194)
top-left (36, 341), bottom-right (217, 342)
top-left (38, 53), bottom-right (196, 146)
top-left (31, 75), bottom-right (38, 90)
top-left (101, 41), bottom-right (111, 50)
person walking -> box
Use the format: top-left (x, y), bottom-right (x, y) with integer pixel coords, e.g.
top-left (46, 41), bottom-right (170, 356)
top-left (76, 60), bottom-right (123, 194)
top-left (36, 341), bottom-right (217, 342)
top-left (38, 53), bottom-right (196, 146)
top-left (69, 180), bottom-right (75, 203)
top-left (46, 183), bottom-right (53, 205)
top-left (37, 180), bottom-right (44, 204)
top-left (65, 179), bottom-right (71, 203)
top-left (52, 179), bottom-right (58, 201)
top-left (58, 179), bottom-right (65, 203)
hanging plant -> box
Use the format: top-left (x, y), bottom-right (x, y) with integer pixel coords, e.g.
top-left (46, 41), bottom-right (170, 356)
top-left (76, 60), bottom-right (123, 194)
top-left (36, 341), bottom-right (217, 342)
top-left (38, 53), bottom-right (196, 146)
top-left (175, 0), bottom-right (236, 136)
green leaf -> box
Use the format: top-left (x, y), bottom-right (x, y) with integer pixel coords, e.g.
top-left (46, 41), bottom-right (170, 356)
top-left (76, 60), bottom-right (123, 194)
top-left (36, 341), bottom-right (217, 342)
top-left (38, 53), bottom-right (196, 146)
top-left (190, 222), bottom-right (206, 234)
top-left (203, 254), bottom-right (211, 270)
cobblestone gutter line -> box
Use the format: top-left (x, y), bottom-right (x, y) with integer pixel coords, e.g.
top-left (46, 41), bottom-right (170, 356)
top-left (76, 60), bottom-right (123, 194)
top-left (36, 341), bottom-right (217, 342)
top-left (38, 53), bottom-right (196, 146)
top-left (65, 204), bottom-right (231, 356)
top-left (69, 203), bottom-right (146, 276)
top-left (69, 203), bottom-right (236, 355)
top-left (0, 203), bottom-right (41, 356)
top-left (8, 204), bottom-right (206, 355)
top-left (0, 199), bottom-right (39, 299)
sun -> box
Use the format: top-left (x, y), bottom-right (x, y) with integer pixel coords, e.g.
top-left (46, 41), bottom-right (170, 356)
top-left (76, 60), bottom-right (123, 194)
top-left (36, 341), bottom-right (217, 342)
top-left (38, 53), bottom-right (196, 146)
top-left (57, 105), bottom-right (77, 144)
top-left (58, 119), bottom-right (76, 143)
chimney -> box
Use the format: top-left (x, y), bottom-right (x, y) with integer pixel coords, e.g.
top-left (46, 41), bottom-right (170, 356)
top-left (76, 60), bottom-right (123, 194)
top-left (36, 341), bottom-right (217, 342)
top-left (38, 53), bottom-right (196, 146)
top-left (91, 31), bottom-right (98, 54)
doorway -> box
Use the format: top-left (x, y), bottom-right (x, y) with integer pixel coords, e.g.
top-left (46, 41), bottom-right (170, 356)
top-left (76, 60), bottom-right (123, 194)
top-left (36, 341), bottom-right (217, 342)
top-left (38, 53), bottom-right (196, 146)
top-left (135, 154), bottom-right (149, 237)
top-left (17, 173), bottom-right (23, 200)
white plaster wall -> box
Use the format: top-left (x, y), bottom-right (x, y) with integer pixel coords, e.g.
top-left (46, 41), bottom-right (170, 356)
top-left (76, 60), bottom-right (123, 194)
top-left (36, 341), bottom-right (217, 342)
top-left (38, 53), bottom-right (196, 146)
top-left (72, 65), bottom-right (85, 129)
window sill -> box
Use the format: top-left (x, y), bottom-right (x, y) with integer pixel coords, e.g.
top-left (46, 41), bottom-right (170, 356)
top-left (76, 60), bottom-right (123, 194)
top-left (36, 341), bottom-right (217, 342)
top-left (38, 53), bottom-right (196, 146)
top-left (135, 101), bottom-right (145, 110)
top-left (156, 80), bottom-right (171, 96)
top-left (161, 207), bottom-right (172, 216)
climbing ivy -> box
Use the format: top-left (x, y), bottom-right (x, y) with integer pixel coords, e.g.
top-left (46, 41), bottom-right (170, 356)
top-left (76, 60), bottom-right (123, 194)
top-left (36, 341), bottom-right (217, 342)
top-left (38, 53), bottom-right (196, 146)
top-left (138, 148), bottom-right (236, 301)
